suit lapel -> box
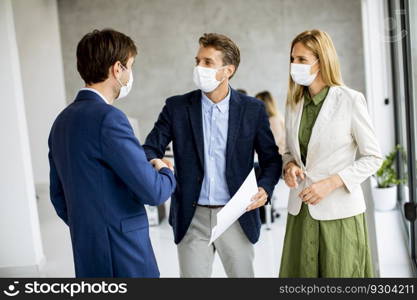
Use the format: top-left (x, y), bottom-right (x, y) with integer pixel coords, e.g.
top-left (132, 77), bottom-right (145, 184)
top-left (226, 89), bottom-right (243, 163)
top-left (187, 91), bottom-right (205, 169)
top-left (306, 86), bottom-right (339, 160)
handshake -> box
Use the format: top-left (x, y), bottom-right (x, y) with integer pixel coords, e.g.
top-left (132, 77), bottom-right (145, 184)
top-left (150, 158), bottom-right (174, 172)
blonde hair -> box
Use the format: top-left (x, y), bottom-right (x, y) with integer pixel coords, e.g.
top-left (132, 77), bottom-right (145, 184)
top-left (255, 91), bottom-right (277, 117)
top-left (286, 29), bottom-right (343, 108)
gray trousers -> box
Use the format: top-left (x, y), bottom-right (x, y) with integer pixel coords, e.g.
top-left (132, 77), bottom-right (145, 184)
top-left (177, 205), bottom-right (254, 277)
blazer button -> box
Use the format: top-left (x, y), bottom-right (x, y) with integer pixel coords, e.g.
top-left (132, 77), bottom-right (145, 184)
top-left (192, 202), bottom-right (197, 207)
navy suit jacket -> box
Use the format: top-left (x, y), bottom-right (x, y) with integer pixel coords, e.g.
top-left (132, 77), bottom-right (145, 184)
top-left (48, 90), bottom-right (176, 278)
top-left (143, 88), bottom-right (282, 244)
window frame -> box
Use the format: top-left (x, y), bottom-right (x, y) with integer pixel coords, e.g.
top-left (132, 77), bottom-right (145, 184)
top-left (388, 0), bottom-right (417, 271)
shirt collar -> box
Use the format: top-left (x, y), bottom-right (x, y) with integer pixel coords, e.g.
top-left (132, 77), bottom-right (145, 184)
top-left (80, 87), bottom-right (110, 104)
top-left (201, 87), bottom-right (231, 113)
top-left (304, 86), bottom-right (329, 106)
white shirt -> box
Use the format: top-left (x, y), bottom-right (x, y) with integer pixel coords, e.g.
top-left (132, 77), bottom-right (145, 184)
top-left (80, 87), bottom-right (110, 104)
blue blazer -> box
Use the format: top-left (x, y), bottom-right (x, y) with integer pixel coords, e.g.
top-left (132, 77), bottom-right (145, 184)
top-left (143, 88), bottom-right (282, 244)
top-left (48, 90), bottom-right (176, 278)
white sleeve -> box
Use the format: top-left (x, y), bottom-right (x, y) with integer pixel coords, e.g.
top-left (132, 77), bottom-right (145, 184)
top-left (337, 92), bottom-right (383, 193)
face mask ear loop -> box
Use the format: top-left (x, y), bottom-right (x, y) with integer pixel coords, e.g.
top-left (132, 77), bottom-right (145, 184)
top-left (117, 63), bottom-right (127, 87)
top-left (218, 65), bottom-right (228, 82)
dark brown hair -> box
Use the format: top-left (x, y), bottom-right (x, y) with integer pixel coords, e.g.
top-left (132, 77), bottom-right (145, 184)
top-left (76, 29), bottom-right (138, 84)
top-left (199, 33), bottom-right (240, 79)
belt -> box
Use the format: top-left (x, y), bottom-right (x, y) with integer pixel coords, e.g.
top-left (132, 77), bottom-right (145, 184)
top-left (197, 204), bottom-right (225, 209)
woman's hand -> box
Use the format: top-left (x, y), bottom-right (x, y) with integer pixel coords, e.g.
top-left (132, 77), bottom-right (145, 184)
top-left (246, 187), bottom-right (268, 211)
top-left (298, 174), bottom-right (344, 205)
top-left (284, 161), bottom-right (305, 188)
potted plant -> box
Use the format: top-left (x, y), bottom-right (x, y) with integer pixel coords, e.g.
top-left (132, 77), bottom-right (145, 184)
top-left (371, 144), bottom-right (406, 211)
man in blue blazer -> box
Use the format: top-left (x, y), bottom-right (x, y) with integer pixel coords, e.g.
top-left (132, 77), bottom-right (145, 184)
top-left (48, 29), bottom-right (176, 278)
top-left (144, 33), bottom-right (282, 277)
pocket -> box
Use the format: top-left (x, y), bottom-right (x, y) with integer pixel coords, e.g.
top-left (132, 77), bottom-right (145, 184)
top-left (120, 213), bottom-right (148, 233)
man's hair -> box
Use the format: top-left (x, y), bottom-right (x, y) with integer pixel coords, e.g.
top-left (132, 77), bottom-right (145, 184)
top-left (76, 29), bottom-right (138, 84)
top-left (198, 33), bottom-right (240, 79)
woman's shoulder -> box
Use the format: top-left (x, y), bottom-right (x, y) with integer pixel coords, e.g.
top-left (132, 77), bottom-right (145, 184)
top-left (332, 85), bottom-right (364, 98)
top-left (331, 85), bottom-right (365, 103)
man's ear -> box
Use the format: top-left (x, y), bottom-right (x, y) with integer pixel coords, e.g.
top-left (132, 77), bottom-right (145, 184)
top-left (110, 61), bottom-right (122, 79)
top-left (226, 65), bottom-right (236, 79)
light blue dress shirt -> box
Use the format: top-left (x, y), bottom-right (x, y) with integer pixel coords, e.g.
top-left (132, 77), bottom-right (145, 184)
top-left (198, 89), bottom-right (231, 206)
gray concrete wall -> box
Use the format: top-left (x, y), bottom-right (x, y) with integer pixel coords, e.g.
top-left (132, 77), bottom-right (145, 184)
top-left (57, 0), bottom-right (365, 140)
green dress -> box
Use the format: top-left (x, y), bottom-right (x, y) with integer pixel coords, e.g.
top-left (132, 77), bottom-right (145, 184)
top-left (279, 87), bottom-right (374, 278)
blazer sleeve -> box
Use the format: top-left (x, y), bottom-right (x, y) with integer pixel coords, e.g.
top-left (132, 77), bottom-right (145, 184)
top-left (254, 103), bottom-right (283, 197)
top-left (337, 93), bottom-right (383, 193)
top-left (101, 108), bottom-right (176, 206)
top-left (143, 99), bottom-right (173, 161)
top-left (48, 140), bottom-right (68, 226)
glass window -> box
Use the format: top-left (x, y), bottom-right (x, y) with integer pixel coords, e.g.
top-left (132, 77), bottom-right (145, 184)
top-left (406, 0), bottom-right (417, 268)
top-left (389, 0), bottom-right (417, 269)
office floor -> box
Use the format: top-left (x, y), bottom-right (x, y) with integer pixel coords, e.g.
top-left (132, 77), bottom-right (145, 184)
top-left (36, 185), bottom-right (415, 278)
top-left (37, 193), bottom-right (286, 277)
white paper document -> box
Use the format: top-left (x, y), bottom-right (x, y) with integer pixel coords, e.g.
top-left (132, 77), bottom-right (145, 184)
top-left (208, 168), bottom-right (258, 245)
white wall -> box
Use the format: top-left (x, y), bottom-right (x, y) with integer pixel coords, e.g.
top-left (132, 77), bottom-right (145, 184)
top-left (360, 0), bottom-right (398, 278)
top-left (361, 0), bottom-right (395, 155)
top-left (12, 0), bottom-right (67, 186)
top-left (0, 0), bottom-right (45, 276)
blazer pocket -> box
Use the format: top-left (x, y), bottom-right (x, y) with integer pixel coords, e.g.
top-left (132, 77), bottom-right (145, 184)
top-left (120, 213), bottom-right (148, 233)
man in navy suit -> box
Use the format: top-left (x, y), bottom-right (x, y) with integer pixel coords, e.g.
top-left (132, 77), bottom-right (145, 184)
top-left (48, 29), bottom-right (176, 278)
top-left (144, 33), bottom-right (282, 277)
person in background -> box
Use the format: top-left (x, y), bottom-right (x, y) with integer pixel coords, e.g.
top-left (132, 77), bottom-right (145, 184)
top-left (48, 29), bottom-right (176, 278)
top-left (255, 91), bottom-right (286, 155)
top-left (144, 33), bottom-right (281, 277)
top-left (279, 29), bottom-right (383, 278)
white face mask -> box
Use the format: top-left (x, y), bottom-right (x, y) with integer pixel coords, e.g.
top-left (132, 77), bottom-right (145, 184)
top-left (290, 59), bottom-right (319, 86)
top-left (193, 66), bottom-right (226, 93)
top-left (116, 64), bottom-right (133, 100)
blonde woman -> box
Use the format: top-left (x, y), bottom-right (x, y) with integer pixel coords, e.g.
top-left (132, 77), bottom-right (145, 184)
top-left (279, 29), bottom-right (383, 277)
top-left (255, 91), bottom-right (286, 155)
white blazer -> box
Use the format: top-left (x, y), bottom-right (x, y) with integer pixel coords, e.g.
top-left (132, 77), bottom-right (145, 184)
top-left (283, 85), bottom-right (383, 220)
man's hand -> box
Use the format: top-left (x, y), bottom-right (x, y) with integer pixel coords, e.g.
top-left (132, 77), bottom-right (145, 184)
top-left (161, 158), bottom-right (174, 171)
top-left (298, 174), bottom-right (344, 205)
top-left (246, 187), bottom-right (268, 211)
top-left (150, 158), bottom-right (169, 171)
top-left (284, 161), bottom-right (304, 188)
